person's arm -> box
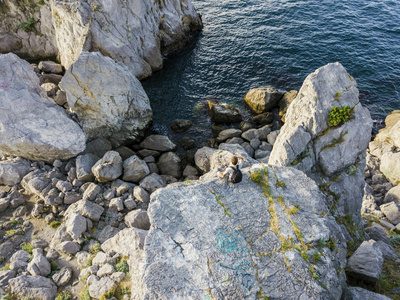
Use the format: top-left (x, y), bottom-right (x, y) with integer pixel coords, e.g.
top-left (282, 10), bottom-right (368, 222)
top-left (238, 156), bottom-right (244, 169)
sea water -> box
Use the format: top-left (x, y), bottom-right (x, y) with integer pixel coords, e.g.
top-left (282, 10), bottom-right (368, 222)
top-left (142, 0), bottom-right (400, 142)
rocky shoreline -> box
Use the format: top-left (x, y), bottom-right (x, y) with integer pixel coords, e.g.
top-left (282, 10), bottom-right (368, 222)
top-left (1, 1), bottom-right (400, 300)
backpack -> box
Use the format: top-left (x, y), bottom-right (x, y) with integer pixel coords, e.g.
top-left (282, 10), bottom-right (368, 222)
top-left (229, 166), bottom-right (242, 183)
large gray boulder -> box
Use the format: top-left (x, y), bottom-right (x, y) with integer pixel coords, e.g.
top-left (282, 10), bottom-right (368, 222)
top-left (129, 164), bottom-right (348, 299)
top-left (27, 249), bottom-right (51, 277)
top-left (346, 240), bottom-right (383, 284)
top-left (269, 62), bottom-right (373, 216)
top-left (60, 52), bottom-right (152, 145)
top-left (0, 158), bottom-right (30, 186)
top-left (0, 2), bottom-right (57, 59)
top-left (8, 275), bottom-right (57, 300)
top-left (65, 200), bottom-right (104, 222)
top-left (0, 53), bottom-right (86, 162)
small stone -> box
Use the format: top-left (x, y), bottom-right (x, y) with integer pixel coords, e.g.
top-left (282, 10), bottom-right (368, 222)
top-left (83, 183), bottom-right (102, 201)
top-left (58, 241), bottom-right (80, 255)
top-left (52, 267), bottom-right (73, 287)
top-left (125, 209), bottom-right (150, 230)
top-left (110, 271), bottom-right (126, 282)
top-left (109, 197), bottom-right (124, 212)
top-left (124, 198), bottom-right (137, 210)
top-left (97, 263), bottom-right (114, 277)
top-left (133, 186), bottom-right (150, 204)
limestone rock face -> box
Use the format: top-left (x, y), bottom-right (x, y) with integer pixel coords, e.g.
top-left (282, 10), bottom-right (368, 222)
top-left (129, 164), bottom-right (347, 299)
top-left (60, 52), bottom-right (152, 145)
top-left (0, 53), bottom-right (86, 162)
top-left (0, 2), bottom-right (57, 59)
top-left (101, 228), bottom-right (147, 256)
top-left (269, 62), bottom-right (373, 216)
top-left (1, 0), bottom-right (202, 80)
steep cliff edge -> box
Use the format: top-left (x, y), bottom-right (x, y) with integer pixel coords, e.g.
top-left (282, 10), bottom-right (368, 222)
top-left (0, 0), bottom-right (202, 79)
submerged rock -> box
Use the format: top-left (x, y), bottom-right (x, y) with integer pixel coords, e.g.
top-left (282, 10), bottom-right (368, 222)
top-left (208, 101), bottom-right (243, 123)
top-left (60, 52), bottom-right (152, 145)
top-left (130, 164), bottom-right (347, 299)
top-left (0, 53), bottom-right (86, 162)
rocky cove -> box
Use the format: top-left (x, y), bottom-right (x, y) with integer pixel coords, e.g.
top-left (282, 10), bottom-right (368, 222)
top-left (1, 0), bottom-right (400, 300)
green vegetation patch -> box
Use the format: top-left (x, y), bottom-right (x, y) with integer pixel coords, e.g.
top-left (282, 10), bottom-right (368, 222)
top-left (210, 188), bottom-right (231, 217)
top-left (16, 18), bottom-right (37, 33)
top-left (327, 106), bottom-right (351, 127)
top-left (321, 131), bottom-right (348, 152)
top-left (115, 259), bottom-right (129, 273)
top-left (21, 242), bottom-right (34, 254)
top-left (56, 290), bottom-right (72, 300)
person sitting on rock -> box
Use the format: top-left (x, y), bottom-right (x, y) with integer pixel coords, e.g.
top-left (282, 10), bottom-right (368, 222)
top-left (217, 155), bottom-right (244, 183)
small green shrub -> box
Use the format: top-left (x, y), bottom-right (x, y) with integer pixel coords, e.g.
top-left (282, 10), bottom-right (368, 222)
top-left (99, 286), bottom-right (116, 300)
top-left (89, 242), bottom-right (101, 254)
top-left (5, 230), bottom-right (15, 238)
top-left (55, 290), bottom-right (72, 300)
top-left (21, 242), bottom-right (34, 254)
top-left (79, 285), bottom-right (91, 300)
top-left (49, 221), bottom-right (61, 228)
top-left (346, 165), bottom-right (357, 175)
top-left (327, 106), bottom-right (351, 127)
top-left (311, 251), bottom-right (321, 262)
top-left (17, 18), bottom-right (36, 33)
top-left (50, 260), bottom-right (59, 272)
top-left (115, 260), bottom-right (129, 273)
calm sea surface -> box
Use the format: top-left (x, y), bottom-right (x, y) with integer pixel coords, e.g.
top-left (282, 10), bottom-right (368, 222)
top-left (142, 0), bottom-right (400, 142)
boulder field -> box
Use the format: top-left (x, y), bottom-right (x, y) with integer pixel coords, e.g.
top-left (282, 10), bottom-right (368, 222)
top-left (1, 61), bottom-right (399, 300)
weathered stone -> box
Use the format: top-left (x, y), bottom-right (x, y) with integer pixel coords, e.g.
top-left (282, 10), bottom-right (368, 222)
top-left (79, 265), bottom-right (99, 281)
top-left (85, 138), bottom-right (112, 158)
top-left (0, 241), bottom-right (14, 257)
top-left (178, 137), bottom-right (197, 150)
top-left (39, 61), bottom-right (63, 74)
top-left (0, 159), bottom-right (30, 186)
top-left (377, 240), bottom-right (399, 260)
top-left (58, 241), bottom-right (80, 255)
top-left (88, 276), bottom-right (117, 299)
top-left (92, 151), bottom-right (123, 183)
top-left (140, 135), bottom-right (177, 152)
top-left (279, 90), bottom-right (298, 118)
top-left (111, 272), bottom-right (126, 283)
top-left (253, 112), bottom-right (274, 125)
top-left (130, 164), bottom-right (347, 299)
top-left (244, 86), bottom-right (284, 113)
top-left (208, 101), bottom-right (242, 123)
top-left (122, 155), bottom-right (150, 183)
top-left (125, 209), bottom-right (150, 230)
top-left (97, 263), bottom-right (114, 277)
top-left (183, 165), bottom-right (199, 178)
top-left (31, 239), bottom-right (48, 249)
top-left (139, 173), bottom-right (165, 194)
top-left (384, 185), bottom-right (400, 204)
top-left (66, 213), bottom-right (87, 240)
top-left (216, 129), bottom-right (242, 143)
top-left (64, 192), bottom-right (82, 205)
top-left (27, 249), bottom-right (51, 277)
top-left (347, 240), bottom-right (383, 284)
top-left (342, 287), bottom-right (392, 300)
top-left (268, 62), bottom-right (373, 216)
top-left (194, 147), bottom-right (219, 173)
top-left (157, 152), bottom-right (182, 179)
top-left (83, 183), bottom-right (102, 201)
top-left (56, 180), bottom-right (72, 193)
top-left (76, 153), bottom-right (99, 182)
top-left (133, 186), bottom-right (150, 204)
top-left (54, 90), bottom-right (67, 106)
top-left (380, 202), bottom-right (400, 225)
top-left (0, 53), bottom-right (86, 162)
top-left (0, 270), bottom-right (16, 287)
top-left (380, 152), bottom-right (400, 185)
top-left (76, 251), bottom-right (93, 268)
top-left (101, 228), bottom-right (147, 256)
top-left (97, 226), bottom-right (121, 244)
top-left (267, 130), bottom-right (280, 145)
top-left (52, 267), bottom-right (73, 287)
top-left (92, 252), bottom-right (113, 267)
top-left (41, 82), bottom-right (58, 97)
top-left (124, 198), bottom-right (137, 210)
top-left (10, 250), bottom-right (29, 263)
top-left (65, 200), bottom-right (104, 221)
top-left (0, 198), bottom-right (10, 212)
top-left (60, 52), bottom-right (152, 145)
top-left (171, 120), bottom-right (193, 133)
top-left (8, 276), bottom-right (57, 300)
top-left (109, 197), bottom-right (124, 212)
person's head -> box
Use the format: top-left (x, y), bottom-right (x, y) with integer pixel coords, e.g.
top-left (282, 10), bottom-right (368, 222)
top-left (231, 156), bottom-right (239, 166)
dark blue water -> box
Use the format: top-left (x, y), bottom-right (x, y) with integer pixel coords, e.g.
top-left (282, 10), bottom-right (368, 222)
top-left (142, 0), bottom-right (400, 141)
